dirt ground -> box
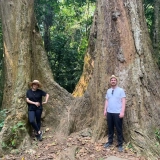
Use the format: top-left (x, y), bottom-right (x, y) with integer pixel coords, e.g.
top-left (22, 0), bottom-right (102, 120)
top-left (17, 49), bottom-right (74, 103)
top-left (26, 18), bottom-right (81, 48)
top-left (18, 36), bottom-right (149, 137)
top-left (1, 127), bottom-right (149, 160)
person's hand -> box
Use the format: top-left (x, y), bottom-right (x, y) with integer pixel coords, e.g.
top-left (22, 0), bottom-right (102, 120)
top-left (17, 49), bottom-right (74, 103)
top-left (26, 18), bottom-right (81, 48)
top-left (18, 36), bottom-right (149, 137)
top-left (35, 102), bottom-right (40, 107)
top-left (42, 101), bottom-right (47, 105)
top-left (119, 112), bottom-right (124, 118)
top-left (104, 110), bottom-right (107, 116)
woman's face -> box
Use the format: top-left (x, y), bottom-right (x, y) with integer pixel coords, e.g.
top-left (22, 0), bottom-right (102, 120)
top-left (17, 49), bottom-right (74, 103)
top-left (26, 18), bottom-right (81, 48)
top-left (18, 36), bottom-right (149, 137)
top-left (32, 83), bottom-right (39, 90)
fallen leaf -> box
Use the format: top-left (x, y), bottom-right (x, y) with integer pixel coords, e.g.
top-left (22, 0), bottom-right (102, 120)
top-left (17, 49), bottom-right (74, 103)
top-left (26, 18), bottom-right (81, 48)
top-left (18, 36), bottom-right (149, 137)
top-left (45, 128), bottom-right (50, 131)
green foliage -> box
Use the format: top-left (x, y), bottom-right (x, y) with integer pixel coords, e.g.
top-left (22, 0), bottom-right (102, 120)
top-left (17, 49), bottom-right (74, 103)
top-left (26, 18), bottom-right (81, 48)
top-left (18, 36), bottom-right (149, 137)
top-left (127, 142), bottom-right (133, 149)
top-left (155, 129), bottom-right (160, 141)
top-left (143, 0), bottom-right (154, 36)
top-left (0, 109), bottom-right (7, 131)
top-left (1, 141), bottom-right (8, 149)
top-left (10, 122), bottom-right (26, 147)
top-left (11, 122), bottom-right (26, 133)
top-left (155, 129), bottom-right (160, 147)
top-left (35, 0), bottom-right (95, 93)
top-left (125, 142), bottom-right (135, 152)
top-left (1, 121), bottom-right (26, 149)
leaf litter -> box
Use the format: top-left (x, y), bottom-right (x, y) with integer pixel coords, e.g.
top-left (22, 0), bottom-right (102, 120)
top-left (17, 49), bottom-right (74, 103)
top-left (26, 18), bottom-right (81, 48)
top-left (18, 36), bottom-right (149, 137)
top-left (1, 127), bottom-right (147, 160)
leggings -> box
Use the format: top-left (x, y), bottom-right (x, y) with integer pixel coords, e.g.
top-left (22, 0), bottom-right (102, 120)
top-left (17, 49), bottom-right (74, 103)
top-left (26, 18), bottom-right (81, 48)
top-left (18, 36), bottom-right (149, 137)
top-left (28, 110), bottom-right (42, 133)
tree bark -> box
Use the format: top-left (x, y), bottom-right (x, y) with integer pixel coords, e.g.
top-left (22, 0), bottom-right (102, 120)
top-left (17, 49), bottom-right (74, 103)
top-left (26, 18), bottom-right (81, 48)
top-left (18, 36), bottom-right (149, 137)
top-left (75, 0), bottom-right (160, 158)
top-left (0, 0), bottom-right (160, 159)
top-left (153, 0), bottom-right (160, 62)
top-left (0, 0), bottom-right (72, 154)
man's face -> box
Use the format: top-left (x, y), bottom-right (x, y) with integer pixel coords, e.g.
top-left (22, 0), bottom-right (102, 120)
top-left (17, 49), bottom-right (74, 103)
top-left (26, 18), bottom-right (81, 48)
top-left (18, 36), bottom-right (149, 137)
top-left (110, 78), bottom-right (117, 87)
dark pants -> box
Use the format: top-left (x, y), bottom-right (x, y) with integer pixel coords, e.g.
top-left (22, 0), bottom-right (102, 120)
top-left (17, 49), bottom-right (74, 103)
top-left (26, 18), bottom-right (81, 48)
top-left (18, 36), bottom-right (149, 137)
top-left (28, 110), bottom-right (42, 133)
top-left (107, 112), bottom-right (123, 146)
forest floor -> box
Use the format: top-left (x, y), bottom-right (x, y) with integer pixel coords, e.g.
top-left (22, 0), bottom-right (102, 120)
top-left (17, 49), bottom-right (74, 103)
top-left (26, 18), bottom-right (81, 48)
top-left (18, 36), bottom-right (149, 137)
top-left (1, 126), bottom-right (148, 160)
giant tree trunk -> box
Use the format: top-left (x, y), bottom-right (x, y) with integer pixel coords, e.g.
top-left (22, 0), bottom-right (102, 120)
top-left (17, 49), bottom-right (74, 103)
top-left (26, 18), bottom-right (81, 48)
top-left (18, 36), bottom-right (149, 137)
top-left (0, 0), bottom-right (160, 159)
top-left (0, 0), bottom-right (73, 155)
top-left (74, 0), bottom-right (160, 158)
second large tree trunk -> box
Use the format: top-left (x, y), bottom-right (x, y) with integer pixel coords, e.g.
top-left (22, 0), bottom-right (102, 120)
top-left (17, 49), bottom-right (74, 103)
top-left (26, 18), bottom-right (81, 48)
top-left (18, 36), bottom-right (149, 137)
top-left (74, 0), bottom-right (160, 158)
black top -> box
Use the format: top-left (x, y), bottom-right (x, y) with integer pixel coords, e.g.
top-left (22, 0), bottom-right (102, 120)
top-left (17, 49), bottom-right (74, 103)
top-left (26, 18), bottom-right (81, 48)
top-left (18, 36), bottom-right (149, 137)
top-left (26, 89), bottom-right (47, 111)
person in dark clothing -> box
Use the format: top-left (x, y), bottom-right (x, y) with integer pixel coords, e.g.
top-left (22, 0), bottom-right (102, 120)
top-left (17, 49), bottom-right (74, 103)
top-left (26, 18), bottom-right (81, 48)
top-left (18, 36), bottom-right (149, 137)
top-left (26, 80), bottom-right (49, 141)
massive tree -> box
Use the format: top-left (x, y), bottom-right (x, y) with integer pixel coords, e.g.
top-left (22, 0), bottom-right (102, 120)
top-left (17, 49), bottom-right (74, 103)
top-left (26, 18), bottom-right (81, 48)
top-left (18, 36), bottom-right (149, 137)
top-left (0, 0), bottom-right (160, 159)
top-left (0, 0), bottom-right (72, 154)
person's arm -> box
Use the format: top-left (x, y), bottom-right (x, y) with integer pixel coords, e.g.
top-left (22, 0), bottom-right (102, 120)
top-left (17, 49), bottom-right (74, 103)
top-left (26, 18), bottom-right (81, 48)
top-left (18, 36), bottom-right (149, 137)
top-left (104, 99), bottom-right (108, 116)
top-left (26, 98), bottom-right (40, 107)
top-left (42, 93), bottom-right (49, 104)
top-left (119, 97), bottom-right (126, 118)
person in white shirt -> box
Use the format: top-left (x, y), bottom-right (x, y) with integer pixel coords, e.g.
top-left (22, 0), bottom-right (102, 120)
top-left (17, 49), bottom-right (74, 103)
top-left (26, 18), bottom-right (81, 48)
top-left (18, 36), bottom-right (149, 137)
top-left (104, 75), bottom-right (126, 152)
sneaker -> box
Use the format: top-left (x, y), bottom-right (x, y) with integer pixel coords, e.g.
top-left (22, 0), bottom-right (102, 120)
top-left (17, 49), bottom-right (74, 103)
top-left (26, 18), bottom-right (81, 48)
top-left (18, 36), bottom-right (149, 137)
top-left (104, 142), bottom-right (112, 148)
top-left (118, 146), bottom-right (123, 152)
top-left (36, 131), bottom-right (43, 141)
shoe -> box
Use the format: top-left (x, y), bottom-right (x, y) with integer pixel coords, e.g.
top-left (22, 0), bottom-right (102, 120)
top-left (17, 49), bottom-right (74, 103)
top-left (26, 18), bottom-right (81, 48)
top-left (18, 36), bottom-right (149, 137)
top-left (118, 146), bottom-right (123, 152)
top-left (36, 131), bottom-right (43, 141)
top-left (104, 142), bottom-right (112, 148)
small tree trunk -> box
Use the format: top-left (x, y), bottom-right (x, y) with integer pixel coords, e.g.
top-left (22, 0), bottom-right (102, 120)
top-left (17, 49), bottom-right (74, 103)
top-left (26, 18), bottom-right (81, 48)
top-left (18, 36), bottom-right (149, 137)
top-left (153, 0), bottom-right (160, 64)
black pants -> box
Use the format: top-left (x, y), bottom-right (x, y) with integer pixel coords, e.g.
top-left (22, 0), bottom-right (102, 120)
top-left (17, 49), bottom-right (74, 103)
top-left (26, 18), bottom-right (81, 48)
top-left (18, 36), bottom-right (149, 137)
top-left (107, 112), bottom-right (123, 146)
top-left (28, 110), bottom-right (42, 133)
